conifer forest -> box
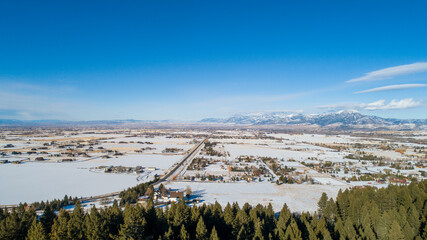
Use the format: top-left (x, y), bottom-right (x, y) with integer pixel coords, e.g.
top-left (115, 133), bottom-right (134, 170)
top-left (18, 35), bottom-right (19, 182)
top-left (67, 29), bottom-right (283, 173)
top-left (0, 180), bottom-right (426, 240)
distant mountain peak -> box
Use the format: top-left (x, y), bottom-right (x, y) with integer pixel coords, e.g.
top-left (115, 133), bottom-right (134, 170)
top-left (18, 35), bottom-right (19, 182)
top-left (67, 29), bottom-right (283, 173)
top-left (200, 111), bottom-right (427, 129)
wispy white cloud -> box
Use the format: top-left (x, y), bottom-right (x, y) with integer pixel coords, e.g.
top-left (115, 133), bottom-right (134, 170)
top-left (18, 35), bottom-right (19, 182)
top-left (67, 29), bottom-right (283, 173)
top-left (318, 98), bottom-right (422, 111)
top-left (366, 98), bottom-right (421, 110)
top-left (355, 83), bottom-right (427, 94)
top-left (347, 62), bottom-right (427, 83)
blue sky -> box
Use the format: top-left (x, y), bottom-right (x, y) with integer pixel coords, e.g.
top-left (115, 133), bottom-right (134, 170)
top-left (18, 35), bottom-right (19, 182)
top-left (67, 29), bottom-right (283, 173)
top-left (1, 1), bottom-right (426, 120)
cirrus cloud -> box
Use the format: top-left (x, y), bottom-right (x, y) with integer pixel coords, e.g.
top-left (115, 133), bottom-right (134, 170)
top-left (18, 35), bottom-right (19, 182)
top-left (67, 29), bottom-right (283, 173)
top-left (355, 83), bottom-right (427, 94)
top-left (318, 98), bottom-right (422, 111)
top-left (347, 62), bottom-right (427, 83)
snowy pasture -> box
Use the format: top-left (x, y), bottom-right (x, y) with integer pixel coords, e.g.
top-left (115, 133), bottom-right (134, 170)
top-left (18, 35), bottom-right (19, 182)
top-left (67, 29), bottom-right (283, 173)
top-left (99, 136), bottom-right (193, 154)
top-left (0, 161), bottom-right (136, 205)
top-left (166, 181), bottom-right (346, 213)
top-left (0, 153), bottom-right (183, 205)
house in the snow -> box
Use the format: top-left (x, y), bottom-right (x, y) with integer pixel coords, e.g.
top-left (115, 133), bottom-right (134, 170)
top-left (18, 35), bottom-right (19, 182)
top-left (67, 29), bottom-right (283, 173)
top-left (169, 191), bottom-right (184, 202)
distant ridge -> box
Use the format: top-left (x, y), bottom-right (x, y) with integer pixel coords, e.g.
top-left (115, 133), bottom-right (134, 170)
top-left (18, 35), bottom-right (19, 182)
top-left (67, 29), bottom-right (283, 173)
top-left (200, 111), bottom-right (427, 128)
top-left (1, 111), bottom-right (426, 129)
top-left (0, 119), bottom-right (169, 127)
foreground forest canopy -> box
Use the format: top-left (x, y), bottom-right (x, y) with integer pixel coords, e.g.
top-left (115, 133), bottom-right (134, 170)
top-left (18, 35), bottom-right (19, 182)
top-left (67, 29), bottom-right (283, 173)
top-left (0, 181), bottom-right (426, 240)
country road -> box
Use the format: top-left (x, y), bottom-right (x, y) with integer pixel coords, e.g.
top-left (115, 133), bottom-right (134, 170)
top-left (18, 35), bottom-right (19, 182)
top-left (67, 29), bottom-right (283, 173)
top-left (160, 138), bottom-right (207, 182)
top-left (71, 138), bottom-right (206, 202)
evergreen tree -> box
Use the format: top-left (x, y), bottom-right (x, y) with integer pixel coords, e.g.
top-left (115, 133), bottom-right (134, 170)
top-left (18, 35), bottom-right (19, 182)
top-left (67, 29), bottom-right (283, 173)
top-left (196, 216), bottom-right (208, 240)
top-left (21, 208), bottom-right (37, 239)
top-left (360, 212), bottom-right (376, 240)
top-left (388, 220), bottom-right (405, 240)
top-left (223, 203), bottom-right (234, 225)
top-left (104, 200), bottom-right (123, 237)
top-left (284, 218), bottom-right (302, 240)
top-left (421, 221), bottom-right (427, 239)
top-left (236, 225), bottom-right (248, 240)
top-left (342, 217), bottom-right (357, 240)
top-left (163, 226), bottom-right (174, 240)
top-left (0, 208), bottom-right (5, 222)
top-left (276, 204), bottom-right (292, 239)
top-left (333, 217), bottom-right (344, 240)
top-left (173, 201), bottom-right (190, 228)
top-left (67, 201), bottom-right (85, 240)
top-left (234, 208), bottom-right (250, 238)
top-left (50, 209), bottom-right (70, 240)
top-left (179, 225), bottom-right (190, 240)
top-left (189, 206), bottom-right (201, 237)
top-left (210, 226), bottom-right (220, 240)
top-left (26, 218), bottom-right (47, 240)
top-left (318, 192), bottom-right (328, 215)
top-left (118, 204), bottom-right (147, 239)
top-left (264, 203), bottom-right (276, 234)
top-left (407, 206), bottom-right (420, 237)
top-left (145, 200), bottom-right (158, 237)
top-left (85, 206), bottom-right (108, 240)
top-left (315, 217), bottom-right (332, 240)
top-left (156, 207), bottom-right (167, 235)
top-left (253, 218), bottom-right (264, 240)
top-left (0, 210), bottom-right (23, 240)
top-left (323, 198), bottom-right (337, 220)
top-left (376, 211), bottom-right (393, 239)
top-left (299, 213), bottom-right (313, 240)
top-left (39, 204), bottom-right (55, 234)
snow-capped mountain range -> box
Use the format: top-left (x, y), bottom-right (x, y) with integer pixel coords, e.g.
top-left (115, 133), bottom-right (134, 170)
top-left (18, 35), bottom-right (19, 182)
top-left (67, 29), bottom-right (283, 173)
top-left (0, 111), bottom-right (426, 129)
top-left (200, 111), bottom-right (427, 127)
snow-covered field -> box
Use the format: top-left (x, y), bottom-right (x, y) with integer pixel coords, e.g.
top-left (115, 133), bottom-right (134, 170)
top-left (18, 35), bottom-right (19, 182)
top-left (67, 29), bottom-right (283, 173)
top-left (165, 181), bottom-right (346, 213)
top-left (90, 154), bottom-right (183, 169)
top-left (0, 153), bottom-right (183, 204)
top-left (312, 177), bottom-right (347, 186)
top-left (0, 161), bottom-right (136, 204)
top-left (99, 136), bottom-right (193, 154)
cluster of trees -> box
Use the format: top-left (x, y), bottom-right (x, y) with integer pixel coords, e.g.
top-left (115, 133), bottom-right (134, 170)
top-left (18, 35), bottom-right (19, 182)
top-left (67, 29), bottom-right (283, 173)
top-left (0, 180), bottom-right (426, 239)
top-left (278, 175), bottom-right (296, 184)
top-left (162, 148), bottom-right (184, 153)
top-left (119, 180), bottom-right (157, 205)
top-left (187, 157), bottom-right (209, 171)
top-left (201, 141), bottom-right (226, 157)
top-left (30, 195), bottom-right (79, 211)
top-left (390, 163), bottom-right (415, 170)
top-left (345, 154), bottom-right (383, 161)
top-left (238, 156), bottom-right (256, 163)
top-left (276, 175), bottom-right (314, 185)
top-left (347, 175), bottom-right (376, 181)
top-left (317, 180), bottom-right (427, 240)
top-left (182, 173), bottom-right (224, 182)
